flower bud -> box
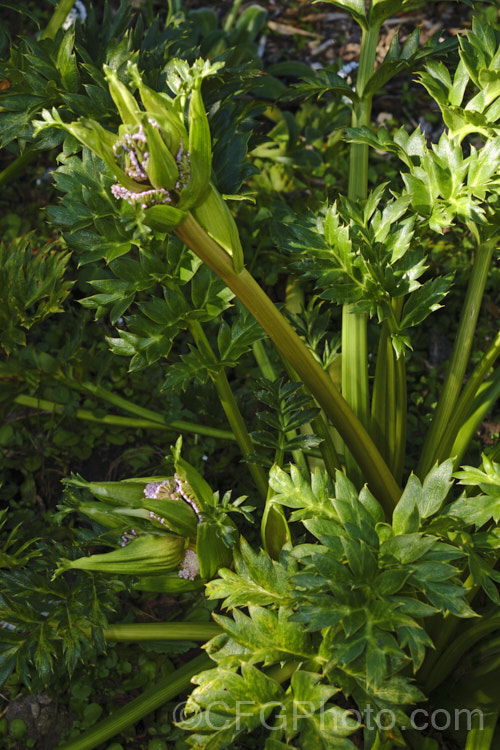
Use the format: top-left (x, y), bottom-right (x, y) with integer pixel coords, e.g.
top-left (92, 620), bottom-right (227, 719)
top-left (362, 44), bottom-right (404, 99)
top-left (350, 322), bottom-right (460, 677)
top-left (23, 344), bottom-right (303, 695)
top-left (143, 493), bottom-right (199, 538)
top-left (56, 533), bottom-right (186, 576)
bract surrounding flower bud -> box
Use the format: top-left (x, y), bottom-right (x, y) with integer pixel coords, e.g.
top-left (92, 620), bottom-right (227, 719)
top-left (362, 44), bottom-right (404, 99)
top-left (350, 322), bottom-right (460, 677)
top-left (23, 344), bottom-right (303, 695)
top-left (141, 116), bottom-right (179, 190)
top-left (196, 520), bottom-right (232, 580)
top-left (176, 83), bottom-right (211, 210)
top-left (56, 533), bottom-right (186, 576)
top-left (192, 183), bottom-right (244, 272)
top-left (104, 65), bottom-right (141, 126)
top-left (142, 204), bottom-right (188, 230)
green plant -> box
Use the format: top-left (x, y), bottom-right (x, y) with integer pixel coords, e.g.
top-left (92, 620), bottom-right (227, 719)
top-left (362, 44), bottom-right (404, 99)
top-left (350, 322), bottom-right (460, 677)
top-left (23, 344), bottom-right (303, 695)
top-left (1, 1), bottom-right (499, 749)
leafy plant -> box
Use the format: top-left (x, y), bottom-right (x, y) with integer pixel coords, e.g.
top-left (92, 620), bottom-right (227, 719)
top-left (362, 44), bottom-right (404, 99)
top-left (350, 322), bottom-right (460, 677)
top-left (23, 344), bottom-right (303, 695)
top-left (0, 0), bottom-right (499, 749)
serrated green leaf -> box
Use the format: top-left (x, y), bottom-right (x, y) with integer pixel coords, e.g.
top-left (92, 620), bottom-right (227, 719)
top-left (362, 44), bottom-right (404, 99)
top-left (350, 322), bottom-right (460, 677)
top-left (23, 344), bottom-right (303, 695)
top-left (380, 534), bottom-right (437, 565)
top-left (213, 606), bottom-right (315, 665)
top-left (218, 308), bottom-right (265, 364)
top-left (400, 277), bottom-right (452, 330)
top-left (444, 494), bottom-right (500, 527)
top-left (292, 67), bottom-right (359, 102)
top-left (206, 539), bottom-right (295, 609)
top-left (180, 664), bottom-right (285, 748)
top-left (418, 460), bottom-right (454, 518)
top-left (269, 465), bottom-right (338, 520)
top-left (393, 475), bottom-right (421, 535)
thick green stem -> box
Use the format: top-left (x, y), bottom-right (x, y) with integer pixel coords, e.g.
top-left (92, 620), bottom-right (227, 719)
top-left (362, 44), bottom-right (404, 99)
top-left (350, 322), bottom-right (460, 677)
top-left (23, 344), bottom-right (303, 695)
top-left (343, 23), bottom-right (380, 481)
top-left (342, 310), bottom-right (369, 484)
top-left (393, 352), bottom-right (407, 483)
top-left (310, 413), bottom-right (341, 478)
top-left (418, 239), bottom-right (495, 478)
top-left (188, 320), bottom-right (268, 500)
top-left (347, 25), bottom-right (380, 202)
top-left (13, 393), bottom-right (234, 441)
top-left (39, 0), bottom-right (76, 40)
top-left (175, 214), bottom-right (401, 515)
top-left (58, 652), bottom-right (212, 750)
top-left (103, 622), bottom-right (222, 641)
top-left (437, 331), bottom-right (500, 466)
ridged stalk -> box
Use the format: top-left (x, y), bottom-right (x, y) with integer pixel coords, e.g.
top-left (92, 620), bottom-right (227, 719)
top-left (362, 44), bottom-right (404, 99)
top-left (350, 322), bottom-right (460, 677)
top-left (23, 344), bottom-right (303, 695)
top-left (343, 23), bottom-right (381, 482)
top-left (418, 239), bottom-right (495, 477)
top-left (437, 329), bottom-right (500, 463)
top-left (393, 352), bottom-right (407, 482)
top-left (103, 622), bottom-right (222, 641)
top-left (175, 214), bottom-right (401, 515)
top-left (371, 323), bottom-right (393, 464)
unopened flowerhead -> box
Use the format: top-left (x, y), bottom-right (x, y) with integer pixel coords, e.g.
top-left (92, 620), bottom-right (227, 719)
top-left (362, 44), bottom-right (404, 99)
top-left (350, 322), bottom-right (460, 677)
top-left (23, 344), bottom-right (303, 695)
top-left (104, 63), bottom-right (213, 220)
top-left (56, 533), bottom-right (186, 577)
top-left (109, 118), bottom-right (186, 209)
top-left (33, 62), bottom-right (216, 234)
top-left (144, 478), bottom-right (203, 522)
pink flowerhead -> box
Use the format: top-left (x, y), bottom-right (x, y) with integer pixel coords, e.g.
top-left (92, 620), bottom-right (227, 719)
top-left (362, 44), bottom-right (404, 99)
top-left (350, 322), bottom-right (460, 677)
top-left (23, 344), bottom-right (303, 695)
top-left (178, 549), bottom-right (200, 580)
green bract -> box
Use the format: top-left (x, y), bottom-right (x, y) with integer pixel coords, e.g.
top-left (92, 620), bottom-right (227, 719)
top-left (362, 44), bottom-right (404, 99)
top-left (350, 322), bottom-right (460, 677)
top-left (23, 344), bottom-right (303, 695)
top-left (56, 534), bottom-right (186, 576)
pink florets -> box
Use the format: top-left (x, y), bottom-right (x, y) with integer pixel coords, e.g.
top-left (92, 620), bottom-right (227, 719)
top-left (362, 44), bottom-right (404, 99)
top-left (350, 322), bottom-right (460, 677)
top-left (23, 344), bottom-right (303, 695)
top-left (178, 549), bottom-right (200, 580)
top-left (113, 125), bottom-right (149, 181)
top-left (111, 183), bottom-right (171, 208)
top-left (110, 122), bottom-right (191, 208)
top-left (174, 473), bottom-right (203, 522)
top-left (144, 481), bottom-right (169, 499)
